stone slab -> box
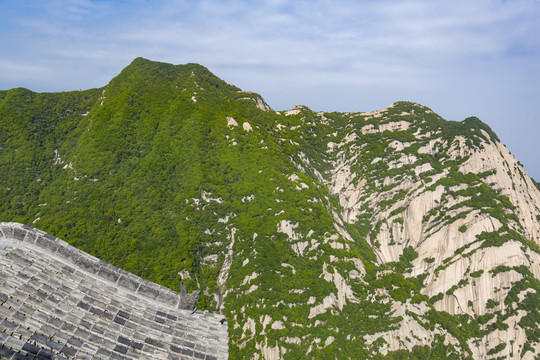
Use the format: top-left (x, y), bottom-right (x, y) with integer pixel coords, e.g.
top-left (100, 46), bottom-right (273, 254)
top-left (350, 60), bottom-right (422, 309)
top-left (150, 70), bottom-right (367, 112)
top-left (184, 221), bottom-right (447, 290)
top-left (0, 222), bottom-right (228, 359)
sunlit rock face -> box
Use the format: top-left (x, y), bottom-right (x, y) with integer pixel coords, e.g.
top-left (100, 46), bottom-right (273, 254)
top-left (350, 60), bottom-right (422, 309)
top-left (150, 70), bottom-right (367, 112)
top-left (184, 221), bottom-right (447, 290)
top-left (314, 103), bottom-right (540, 359)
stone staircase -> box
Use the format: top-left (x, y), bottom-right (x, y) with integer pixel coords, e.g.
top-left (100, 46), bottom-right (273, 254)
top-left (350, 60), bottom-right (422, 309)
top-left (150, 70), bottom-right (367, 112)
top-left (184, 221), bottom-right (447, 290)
top-left (0, 222), bottom-right (228, 359)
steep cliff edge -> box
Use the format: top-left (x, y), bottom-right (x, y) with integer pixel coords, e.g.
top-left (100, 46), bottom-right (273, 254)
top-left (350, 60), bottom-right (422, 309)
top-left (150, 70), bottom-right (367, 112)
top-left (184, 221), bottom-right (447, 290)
top-left (291, 102), bottom-right (540, 359)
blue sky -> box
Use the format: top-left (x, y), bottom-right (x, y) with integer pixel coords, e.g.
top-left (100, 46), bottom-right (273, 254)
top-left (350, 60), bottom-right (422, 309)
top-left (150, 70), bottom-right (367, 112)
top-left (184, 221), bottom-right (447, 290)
top-left (1, 0), bottom-right (539, 179)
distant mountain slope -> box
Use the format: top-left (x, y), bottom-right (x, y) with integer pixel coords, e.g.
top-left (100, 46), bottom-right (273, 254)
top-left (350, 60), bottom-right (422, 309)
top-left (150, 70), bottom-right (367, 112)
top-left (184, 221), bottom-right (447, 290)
top-left (1, 58), bottom-right (539, 359)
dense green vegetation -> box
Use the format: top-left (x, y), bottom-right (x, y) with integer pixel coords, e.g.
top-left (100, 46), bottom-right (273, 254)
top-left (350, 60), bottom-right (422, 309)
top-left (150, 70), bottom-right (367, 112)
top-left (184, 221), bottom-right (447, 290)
top-left (534, 178), bottom-right (540, 190)
top-left (1, 58), bottom-right (539, 359)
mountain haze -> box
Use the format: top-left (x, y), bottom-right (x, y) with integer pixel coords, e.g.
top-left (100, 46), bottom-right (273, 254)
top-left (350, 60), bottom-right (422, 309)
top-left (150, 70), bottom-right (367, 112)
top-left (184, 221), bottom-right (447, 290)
top-left (1, 58), bottom-right (539, 359)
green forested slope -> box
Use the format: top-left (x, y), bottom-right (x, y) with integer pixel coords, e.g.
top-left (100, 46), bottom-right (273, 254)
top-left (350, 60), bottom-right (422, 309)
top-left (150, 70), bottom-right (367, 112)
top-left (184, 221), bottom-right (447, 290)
top-left (1, 58), bottom-right (539, 359)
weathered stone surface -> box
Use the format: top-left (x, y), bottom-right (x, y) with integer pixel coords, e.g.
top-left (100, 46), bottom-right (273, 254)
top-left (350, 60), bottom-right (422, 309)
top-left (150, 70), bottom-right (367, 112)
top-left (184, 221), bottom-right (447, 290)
top-left (0, 222), bottom-right (228, 359)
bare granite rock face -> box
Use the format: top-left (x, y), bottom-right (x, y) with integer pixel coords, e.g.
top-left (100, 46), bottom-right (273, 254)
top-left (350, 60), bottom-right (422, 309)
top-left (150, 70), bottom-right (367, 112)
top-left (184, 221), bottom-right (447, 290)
top-left (0, 222), bottom-right (228, 359)
top-left (317, 103), bottom-right (540, 358)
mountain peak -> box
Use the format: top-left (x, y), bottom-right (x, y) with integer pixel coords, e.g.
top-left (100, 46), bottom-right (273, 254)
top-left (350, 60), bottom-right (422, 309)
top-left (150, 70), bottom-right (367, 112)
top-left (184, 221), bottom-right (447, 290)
top-left (109, 57), bottom-right (214, 88)
top-left (127, 56), bottom-right (207, 70)
top-left (1, 59), bottom-right (539, 359)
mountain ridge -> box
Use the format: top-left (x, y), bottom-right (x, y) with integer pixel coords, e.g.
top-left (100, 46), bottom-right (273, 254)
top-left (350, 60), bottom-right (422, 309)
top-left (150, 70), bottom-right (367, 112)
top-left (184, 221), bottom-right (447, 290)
top-left (1, 58), bottom-right (539, 359)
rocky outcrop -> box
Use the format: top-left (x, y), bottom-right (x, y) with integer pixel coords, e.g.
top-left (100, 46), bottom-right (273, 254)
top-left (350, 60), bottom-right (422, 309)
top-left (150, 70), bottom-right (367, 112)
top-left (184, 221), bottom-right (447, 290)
top-left (302, 102), bottom-right (540, 359)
